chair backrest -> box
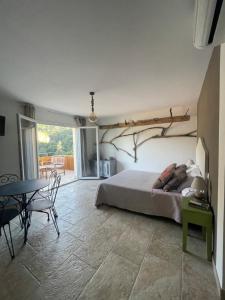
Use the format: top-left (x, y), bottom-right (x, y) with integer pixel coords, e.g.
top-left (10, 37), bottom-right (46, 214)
top-left (48, 170), bottom-right (58, 194)
top-left (0, 175), bottom-right (21, 221)
top-left (52, 155), bottom-right (65, 165)
top-left (51, 175), bottom-right (61, 206)
top-left (0, 174), bottom-right (19, 186)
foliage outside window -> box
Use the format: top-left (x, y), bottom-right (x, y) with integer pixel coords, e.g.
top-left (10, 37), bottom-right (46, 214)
top-left (37, 124), bottom-right (73, 156)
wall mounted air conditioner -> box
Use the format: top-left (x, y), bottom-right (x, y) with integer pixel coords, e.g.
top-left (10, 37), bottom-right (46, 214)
top-left (194, 0), bottom-right (225, 49)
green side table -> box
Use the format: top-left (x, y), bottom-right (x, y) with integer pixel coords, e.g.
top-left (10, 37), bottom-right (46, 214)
top-left (182, 197), bottom-right (213, 261)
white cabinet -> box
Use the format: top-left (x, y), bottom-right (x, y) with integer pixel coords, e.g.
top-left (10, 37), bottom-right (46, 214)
top-left (100, 158), bottom-right (117, 178)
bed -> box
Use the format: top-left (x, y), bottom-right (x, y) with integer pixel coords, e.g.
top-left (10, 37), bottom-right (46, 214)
top-left (95, 169), bottom-right (183, 223)
top-left (95, 138), bottom-right (207, 224)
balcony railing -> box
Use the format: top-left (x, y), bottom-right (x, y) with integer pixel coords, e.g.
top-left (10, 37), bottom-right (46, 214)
top-left (38, 155), bottom-right (75, 184)
top-left (38, 155), bottom-right (75, 171)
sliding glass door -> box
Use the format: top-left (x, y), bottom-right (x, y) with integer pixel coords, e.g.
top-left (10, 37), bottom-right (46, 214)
top-left (17, 114), bottom-right (38, 180)
top-left (77, 126), bottom-right (99, 179)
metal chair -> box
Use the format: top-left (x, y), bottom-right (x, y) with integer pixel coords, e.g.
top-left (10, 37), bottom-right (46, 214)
top-left (0, 174), bottom-right (23, 228)
top-left (51, 155), bottom-right (65, 175)
top-left (0, 174), bottom-right (20, 186)
top-left (27, 175), bottom-right (61, 236)
top-left (0, 198), bottom-right (20, 258)
top-left (35, 170), bottom-right (59, 219)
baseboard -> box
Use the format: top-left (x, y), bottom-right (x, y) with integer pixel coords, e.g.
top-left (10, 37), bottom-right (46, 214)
top-left (212, 257), bottom-right (225, 300)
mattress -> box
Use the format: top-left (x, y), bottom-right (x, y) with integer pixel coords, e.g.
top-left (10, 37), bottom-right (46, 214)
top-left (95, 169), bottom-right (183, 223)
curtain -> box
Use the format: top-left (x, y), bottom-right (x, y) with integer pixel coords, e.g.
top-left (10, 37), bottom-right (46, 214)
top-left (74, 116), bottom-right (90, 177)
top-left (74, 116), bottom-right (86, 127)
top-left (24, 103), bottom-right (35, 119)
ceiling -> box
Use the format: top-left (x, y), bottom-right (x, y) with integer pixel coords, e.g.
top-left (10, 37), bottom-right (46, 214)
top-left (0, 0), bottom-right (212, 117)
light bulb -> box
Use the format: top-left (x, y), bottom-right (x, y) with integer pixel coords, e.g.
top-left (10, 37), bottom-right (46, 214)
top-left (88, 112), bottom-right (98, 123)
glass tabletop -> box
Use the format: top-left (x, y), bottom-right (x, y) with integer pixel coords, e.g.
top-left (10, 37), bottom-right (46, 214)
top-left (0, 178), bottom-right (49, 197)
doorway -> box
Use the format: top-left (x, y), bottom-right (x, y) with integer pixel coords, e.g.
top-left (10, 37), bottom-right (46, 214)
top-left (18, 114), bottom-right (38, 180)
top-left (37, 124), bottom-right (77, 185)
top-left (77, 126), bottom-right (100, 179)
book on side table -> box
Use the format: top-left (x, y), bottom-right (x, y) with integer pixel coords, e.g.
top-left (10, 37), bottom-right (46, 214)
top-left (189, 198), bottom-right (210, 210)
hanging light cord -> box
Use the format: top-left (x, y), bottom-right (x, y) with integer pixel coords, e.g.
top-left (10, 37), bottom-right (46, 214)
top-left (88, 91), bottom-right (97, 123)
top-left (91, 94), bottom-right (94, 113)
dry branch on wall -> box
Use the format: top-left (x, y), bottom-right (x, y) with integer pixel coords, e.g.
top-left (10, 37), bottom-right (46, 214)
top-left (99, 108), bottom-right (197, 162)
top-left (99, 111), bottom-right (190, 130)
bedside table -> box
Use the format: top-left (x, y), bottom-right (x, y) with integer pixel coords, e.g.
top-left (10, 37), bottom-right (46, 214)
top-left (182, 197), bottom-right (213, 261)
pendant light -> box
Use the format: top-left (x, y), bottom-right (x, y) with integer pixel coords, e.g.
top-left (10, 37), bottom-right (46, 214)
top-left (88, 91), bottom-right (98, 123)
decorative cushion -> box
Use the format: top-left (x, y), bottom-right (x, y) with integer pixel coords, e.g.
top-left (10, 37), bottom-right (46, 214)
top-left (153, 163), bottom-right (176, 189)
top-left (174, 164), bottom-right (187, 174)
top-left (163, 171), bottom-right (187, 192)
top-left (176, 176), bottom-right (194, 193)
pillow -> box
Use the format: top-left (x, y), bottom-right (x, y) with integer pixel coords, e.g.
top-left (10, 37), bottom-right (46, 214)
top-left (163, 171), bottom-right (187, 192)
top-left (175, 164), bottom-right (187, 174)
top-left (185, 159), bottom-right (195, 168)
top-left (153, 163), bottom-right (176, 189)
top-left (186, 164), bottom-right (202, 177)
top-left (176, 176), bottom-right (194, 193)
top-left (162, 164), bottom-right (187, 191)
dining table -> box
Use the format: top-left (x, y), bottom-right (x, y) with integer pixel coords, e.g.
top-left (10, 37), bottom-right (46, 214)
top-left (0, 178), bottom-right (49, 243)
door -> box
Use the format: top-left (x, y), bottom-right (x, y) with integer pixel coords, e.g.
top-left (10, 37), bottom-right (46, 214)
top-left (77, 126), bottom-right (99, 179)
top-left (17, 114), bottom-right (38, 180)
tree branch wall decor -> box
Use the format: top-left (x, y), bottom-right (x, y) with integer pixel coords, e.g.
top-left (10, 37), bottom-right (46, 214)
top-left (100, 108), bottom-right (197, 163)
top-left (99, 110), bottom-right (190, 129)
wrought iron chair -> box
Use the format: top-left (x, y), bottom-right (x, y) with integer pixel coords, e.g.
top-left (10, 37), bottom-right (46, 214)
top-left (0, 197), bottom-right (20, 258)
top-left (39, 169), bottom-right (58, 195)
top-left (0, 174), bottom-right (19, 186)
top-left (27, 174), bottom-right (61, 236)
top-left (0, 174), bottom-right (23, 228)
top-left (51, 155), bottom-right (65, 175)
top-left (34, 170), bottom-right (59, 219)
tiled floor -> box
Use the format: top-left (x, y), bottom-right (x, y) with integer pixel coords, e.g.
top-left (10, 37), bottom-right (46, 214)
top-left (59, 170), bottom-right (77, 186)
top-left (0, 180), bottom-right (219, 300)
top-left (40, 169), bottom-right (77, 186)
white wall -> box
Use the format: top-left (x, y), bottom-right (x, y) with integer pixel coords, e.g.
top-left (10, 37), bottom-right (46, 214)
top-left (0, 96), bottom-right (23, 175)
top-left (99, 105), bottom-right (197, 173)
top-left (216, 43), bottom-right (225, 288)
top-left (0, 96), bottom-right (77, 176)
top-left (35, 106), bottom-right (76, 128)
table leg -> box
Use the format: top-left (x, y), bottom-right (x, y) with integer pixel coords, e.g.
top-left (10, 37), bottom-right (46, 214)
top-left (183, 220), bottom-right (188, 252)
top-left (22, 193), bottom-right (31, 244)
top-left (23, 190), bottom-right (39, 243)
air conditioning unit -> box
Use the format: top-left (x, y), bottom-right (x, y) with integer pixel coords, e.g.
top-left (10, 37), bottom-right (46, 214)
top-left (193, 0), bottom-right (225, 49)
